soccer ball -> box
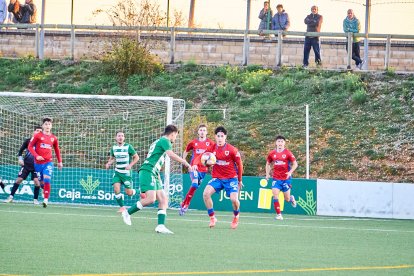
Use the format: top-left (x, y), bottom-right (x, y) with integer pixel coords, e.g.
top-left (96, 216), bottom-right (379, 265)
top-left (200, 152), bottom-right (216, 167)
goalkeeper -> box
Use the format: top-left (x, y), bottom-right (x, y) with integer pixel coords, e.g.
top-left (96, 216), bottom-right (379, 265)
top-left (4, 126), bottom-right (43, 204)
top-left (106, 131), bottom-right (139, 212)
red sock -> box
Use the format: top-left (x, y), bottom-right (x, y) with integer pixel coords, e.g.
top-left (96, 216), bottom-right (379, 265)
top-left (183, 186), bottom-right (197, 206)
top-left (43, 183), bottom-right (51, 199)
top-left (273, 201), bottom-right (281, 214)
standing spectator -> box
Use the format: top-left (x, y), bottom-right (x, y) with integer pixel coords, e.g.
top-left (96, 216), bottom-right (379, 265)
top-left (343, 9), bottom-right (364, 69)
top-left (272, 4), bottom-right (290, 36)
top-left (258, 1), bottom-right (273, 36)
top-left (8, 0), bottom-right (36, 24)
top-left (0, 0), bottom-right (8, 24)
top-left (303, 5), bottom-right (323, 68)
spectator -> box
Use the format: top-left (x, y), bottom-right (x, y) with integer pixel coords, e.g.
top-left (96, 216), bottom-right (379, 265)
top-left (343, 9), bottom-right (364, 69)
top-left (1, 0), bottom-right (8, 24)
top-left (8, 0), bottom-right (36, 24)
top-left (272, 4), bottom-right (290, 36)
top-left (303, 5), bottom-right (323, 68)
top-left (258, 1), bottom-right (273, 36)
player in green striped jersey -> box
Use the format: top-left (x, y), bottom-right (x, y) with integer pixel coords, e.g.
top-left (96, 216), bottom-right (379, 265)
top-left (106, 131), bottom-right (139, 212)
top-left (121, 125), bottom-right (195, 234)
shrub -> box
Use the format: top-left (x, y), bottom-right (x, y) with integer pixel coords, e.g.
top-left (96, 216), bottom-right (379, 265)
top-left (241, 70), bottom-right (272, 94)
top-left (101, 38), bottom-right (163, 81)
top-left (352, 88), bottom-right (368, 105)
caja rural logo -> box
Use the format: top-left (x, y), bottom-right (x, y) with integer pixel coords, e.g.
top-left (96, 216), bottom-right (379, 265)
top-left (58, 176), bottom-right (117, 201)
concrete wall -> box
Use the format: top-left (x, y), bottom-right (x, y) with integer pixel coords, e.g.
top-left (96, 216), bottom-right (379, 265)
top-left (1, 29), bottom-right (413, 71)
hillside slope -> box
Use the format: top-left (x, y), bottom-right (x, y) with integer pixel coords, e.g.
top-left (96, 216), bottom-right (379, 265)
top-left (0, 59), bottom-right (413, 182)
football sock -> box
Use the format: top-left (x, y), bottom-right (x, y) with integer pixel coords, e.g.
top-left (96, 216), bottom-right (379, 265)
top-left (233, 209), bottom-right (240, 217)
top-left (183, 186), bottom-right (198, 206)
top-left (273, 199), bottom-right (281, 214)
top-left (10, 183), bottom-right (19, 196)
top-left (157, 209), bottom-right (166, 225)
top-left (0, 181), bottom-right (4, 189)
top-left (128, 201), bottom-right (143, 215)
top-left (33, 186), bottom-right (40, 200)
top-left (207, 208), bottom-right (215, 217)
top-left (115, 193), bottom-right (124, 207)
top-left (43, 182), bottom-right (51, 199)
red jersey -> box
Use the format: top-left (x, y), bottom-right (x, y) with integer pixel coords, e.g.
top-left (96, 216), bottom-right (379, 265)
top-left (185, 138), bottom-right (215, 173)
top-left (207, 143), bottom-right (243, 181)
top-left (266, 149), bottom-right (296, 180)
top-left (28, 132), bottom-right (62, 165)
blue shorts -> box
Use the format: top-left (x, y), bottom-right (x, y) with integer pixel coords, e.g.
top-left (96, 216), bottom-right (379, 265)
top-left (271, 179), bottom-right (292, 192)
top-left (190, 171), bottom-right (207, 185)
top-left (34, 162), bottom-right (54, 181)
top-left (208, 178), bottom-right (239, 197)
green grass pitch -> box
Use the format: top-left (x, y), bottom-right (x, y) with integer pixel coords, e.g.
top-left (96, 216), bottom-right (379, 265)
top-left (0, 203), bottom-right (413, 275)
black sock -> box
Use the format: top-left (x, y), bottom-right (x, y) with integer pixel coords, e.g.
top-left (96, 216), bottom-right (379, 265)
top-left (34, 186), bottom-right (40, 200)
top-left (0, 182), bottom-right (4, 189)
top-left (10, 183), bottom-right (19, 196)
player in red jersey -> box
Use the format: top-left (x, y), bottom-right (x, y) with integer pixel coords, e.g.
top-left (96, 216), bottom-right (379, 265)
top-left (28, 118), bottom-right (63, 208)
top-left (265, 135), bottom-right (298, 220)
top-left (179, 124), bottom-right (215, 216)
top-left (202, 126), bottom-right (243, 229)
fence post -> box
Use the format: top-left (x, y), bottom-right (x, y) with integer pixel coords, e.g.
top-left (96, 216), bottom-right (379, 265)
top-left (347, 32), bottom-right (352, 70)
top-left (276, 30), bottom-right (283, 67)
top-left (170, 27), bottom-right (176, 64)
top-left (242, 31), bottom-right (250, 66)
top-left (385, 35), bottom-right (391, 70)
top-left (70, 25), bottom-right (75, 60)
top-left (35, 24), bottom-right (39, 58)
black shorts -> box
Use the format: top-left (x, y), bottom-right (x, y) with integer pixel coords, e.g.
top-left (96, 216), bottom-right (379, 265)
top-left (17, 166), bottom-right (38, 180)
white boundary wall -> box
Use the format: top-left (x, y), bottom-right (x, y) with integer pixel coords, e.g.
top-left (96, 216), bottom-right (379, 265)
top-left (317, 179), bottom-right (414, 219)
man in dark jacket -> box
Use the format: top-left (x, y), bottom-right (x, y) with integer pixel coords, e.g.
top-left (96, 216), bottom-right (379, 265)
top-left (303, 5), bottom-right (323, 67)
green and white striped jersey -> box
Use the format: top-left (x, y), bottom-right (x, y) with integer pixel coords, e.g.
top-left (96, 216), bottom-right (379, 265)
top-left (109, 143), bottom-right (137, 174)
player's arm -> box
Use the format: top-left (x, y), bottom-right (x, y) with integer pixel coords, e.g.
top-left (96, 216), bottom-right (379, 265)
top-left (234, 151), bottom-right (244, 190)
top-left (125, 153), bottom-right (139, 170)
top-left (28, 135), bottom-right (43, 161)
top-left (265, 161), bottom-right (272, 180)
top-left (53, 137), bottom-right (63, 169)
top-left (17, 139), bottom-right (28, 166)
top-left (105, 156), bottom-right (115, 169)
top-left (286, 160), bottom-right (298, 178)
top-left (166, 150), bottom-right (195, 172)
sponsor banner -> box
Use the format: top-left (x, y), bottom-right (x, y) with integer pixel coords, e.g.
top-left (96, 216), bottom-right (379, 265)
top-left (182, 174), bottom-right (317, 215)
top-left (0, 166), bottom-right (316, 215)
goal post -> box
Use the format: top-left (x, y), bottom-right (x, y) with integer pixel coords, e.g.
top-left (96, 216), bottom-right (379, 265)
top-left (0, 92), bottom-right (185, 208)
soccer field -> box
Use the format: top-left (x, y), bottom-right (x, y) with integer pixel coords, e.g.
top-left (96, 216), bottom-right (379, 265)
top-left (1, 203), bottom-right (413, 276)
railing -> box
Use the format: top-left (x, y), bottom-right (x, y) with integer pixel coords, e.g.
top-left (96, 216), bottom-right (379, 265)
top-left (1, 24), bottom-right (414, 70)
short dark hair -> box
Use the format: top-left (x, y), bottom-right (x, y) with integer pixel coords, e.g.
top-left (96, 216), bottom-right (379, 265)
top-left (276, 4), bottom-right (283, 9)
top-left (275, 135), bottom-right (286, 141)
top-left (164, 124), bottom-right (178, 135)
top-left (116, 130), bottom-right (124, 136)
top-left (34, 125), bottom-right (42, 130)
top-left (215, 126), bottom-right (227, 135)
top-left (42, 117), bottom-right (52, 124)
top-left (198, 124), bottom-right (207, 129)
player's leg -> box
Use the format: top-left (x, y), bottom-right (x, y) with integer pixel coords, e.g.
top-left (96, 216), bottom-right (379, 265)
top-left (282, 183), bottom-right (296, 208)
top-left (180, 171), bottom-right (205, 215)
top-left (154, 189), bottom-right (173, 234)
top-left (5, 166), bottom-right (27, 202)
top-left (225, 178), bottom-right (240, 229)
top-left (272, 180), bottom-right (283, 220)
top-left (32, 171), bottom-right (41, 205)
top-left (203, 179), bottom-right (221, 228)
top-left (113, 182), bottom-right (125, 210)
top-left (122, 174), bottom-right (136, 197)
top-left (40, 163), bottom-right (53, 208)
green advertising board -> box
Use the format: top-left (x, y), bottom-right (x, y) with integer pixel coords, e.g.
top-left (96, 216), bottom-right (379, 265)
top-left (0, 165), bottom-right (316, 215)
top-left (181, 175), bottom-right (317, 215)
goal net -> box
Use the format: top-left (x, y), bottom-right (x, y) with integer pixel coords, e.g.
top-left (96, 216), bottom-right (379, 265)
top-left (0, 92), bottom-right (185, 208)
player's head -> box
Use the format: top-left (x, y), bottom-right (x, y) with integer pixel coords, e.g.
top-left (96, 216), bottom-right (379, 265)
top-left (115, 131), bottom-right (125, 144)
top-left (275, 135), bottom-right (286, 149)
top-left (164, 124), bottom-right (179, 143)
top-left (42, 117), bottom-right (53, 132)
top-left (197, 124), bottom-right (208, 139)
top-left (214, 126), bottom-right (227, 146)
top-left (33, 125), bottom-right (42, 135)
